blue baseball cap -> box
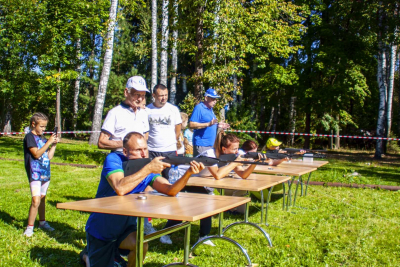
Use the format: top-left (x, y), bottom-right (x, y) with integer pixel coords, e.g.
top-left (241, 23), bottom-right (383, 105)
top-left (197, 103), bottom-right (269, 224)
top-left (205, 88), bottom-right (220, 98)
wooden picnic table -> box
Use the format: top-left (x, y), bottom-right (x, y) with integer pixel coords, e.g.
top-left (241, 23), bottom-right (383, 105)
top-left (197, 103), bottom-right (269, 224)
top-left (280, 160), bottom-right (329, 168)
top-left (57, 192), bottom-right (249, 267)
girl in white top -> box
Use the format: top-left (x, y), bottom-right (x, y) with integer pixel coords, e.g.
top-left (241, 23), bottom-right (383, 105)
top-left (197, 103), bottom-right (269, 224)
top-left (196, 131), bottom-right (266, 179)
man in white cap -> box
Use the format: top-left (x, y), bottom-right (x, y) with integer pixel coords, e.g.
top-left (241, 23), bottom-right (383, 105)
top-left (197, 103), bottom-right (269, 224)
top-left (98, 76), bottom-right (150, 151)
top-left (97, 76), bottom-right (158, 236)
top-left (189, 88), bottom-right (230, 156)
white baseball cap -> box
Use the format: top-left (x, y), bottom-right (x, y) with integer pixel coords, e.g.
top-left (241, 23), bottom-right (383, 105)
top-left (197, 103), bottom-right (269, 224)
top-left (126, 76), bottom-right (149, 92)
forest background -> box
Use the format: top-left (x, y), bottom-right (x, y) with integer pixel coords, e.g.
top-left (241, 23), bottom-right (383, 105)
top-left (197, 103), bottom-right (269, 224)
top-left (1, 0), bottom-right (399, 158)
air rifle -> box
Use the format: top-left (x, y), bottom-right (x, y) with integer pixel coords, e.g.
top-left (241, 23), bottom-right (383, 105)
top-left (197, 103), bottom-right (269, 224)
top-left (124, 155), bottom-right (271, 176)
top-left (242, 151), bottom-right (325, 160)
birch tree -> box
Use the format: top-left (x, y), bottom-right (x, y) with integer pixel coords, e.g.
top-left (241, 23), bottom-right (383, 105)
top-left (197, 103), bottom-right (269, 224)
top-left (73, 38), bottom-right (81, 131)
top-left (169, 0), bottom-right (178, 104)
top-left (160, 0), bottom-right (169, 86)
top-left (89, 0), bottom-right (118, 145)
top-left (151, 0), bottom-right (158, 92)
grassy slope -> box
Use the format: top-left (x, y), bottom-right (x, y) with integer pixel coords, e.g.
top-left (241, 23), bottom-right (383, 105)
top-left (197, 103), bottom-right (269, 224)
top-left (0, 137), bottom-right (399, 266)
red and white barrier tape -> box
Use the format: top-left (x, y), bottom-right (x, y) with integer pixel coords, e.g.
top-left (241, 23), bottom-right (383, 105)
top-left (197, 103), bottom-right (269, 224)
top-left (226, 129), bottom-right (400, 141)
top-left (0, 129), bottom-right (398, 141)
top-left (0, 130), bottom-right (101, 135)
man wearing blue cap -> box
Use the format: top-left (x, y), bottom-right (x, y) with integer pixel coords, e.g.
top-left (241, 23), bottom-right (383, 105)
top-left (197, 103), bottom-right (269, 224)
top-left (189, 88), bottom-right (229, 156)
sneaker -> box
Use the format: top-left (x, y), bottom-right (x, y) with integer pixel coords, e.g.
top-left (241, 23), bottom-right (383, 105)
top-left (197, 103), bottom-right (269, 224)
top-left (38, 221), bottom-right (55, 232)
top-left (114, 253), bottom-right (127, 267)
top-left (144, 222), bottom-right (157, 235)
top-left (23, 227), bottom-right (34, 237)
top-left (160, 235), bottom-right (172, 244)
top-left (199, 236), bottom-right (216, 247)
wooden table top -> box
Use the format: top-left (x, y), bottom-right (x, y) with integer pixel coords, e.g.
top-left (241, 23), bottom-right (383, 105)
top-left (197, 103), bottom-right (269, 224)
top-left (280, 160), bottom-right (329, 168)
top-left (186, 175), bottom-right (291, 191)
top-left (57, 192), bottom-right (250, 222)
top-left (254, 165), bottom-right (317, 176)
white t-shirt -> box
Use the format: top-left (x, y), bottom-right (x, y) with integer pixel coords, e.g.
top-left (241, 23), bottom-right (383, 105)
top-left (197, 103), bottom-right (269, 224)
top-left (101, 103), bottom-right (149, 152)
top-left (194, 148), bottom-right (218, 177)
top-left (146, 102), bottom-right (182, 152)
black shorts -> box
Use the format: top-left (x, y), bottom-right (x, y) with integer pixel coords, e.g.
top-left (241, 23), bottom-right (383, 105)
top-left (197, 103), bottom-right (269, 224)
top-left (86, 225), bottom-right (136, 267)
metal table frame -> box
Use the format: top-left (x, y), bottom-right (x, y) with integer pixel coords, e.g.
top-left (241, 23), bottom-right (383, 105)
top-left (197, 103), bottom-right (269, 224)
top-left (190, 188), bottom-right (274, 267)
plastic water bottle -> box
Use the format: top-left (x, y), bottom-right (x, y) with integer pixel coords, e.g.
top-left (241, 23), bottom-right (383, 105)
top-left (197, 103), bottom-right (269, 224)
top-left (169, 165), bottom-right (180, 184)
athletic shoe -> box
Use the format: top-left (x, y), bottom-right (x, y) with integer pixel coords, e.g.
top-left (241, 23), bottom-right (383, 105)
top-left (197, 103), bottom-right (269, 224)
top-left (39, 221), bottom-right (55, 231)
top-left (144, 222), bottom-right (157, 235)
top-left (198, 236), bottom-right (216, 247)
top-left (23, 228), bottom-right (34, 237)
top-left (160, 235), bottom-right (172, 244)
top-left (114, 253), bottom-right (127, 267)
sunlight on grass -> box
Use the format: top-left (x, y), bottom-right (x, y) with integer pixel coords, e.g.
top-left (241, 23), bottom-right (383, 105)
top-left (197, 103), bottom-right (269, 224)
top-left (0, 137), bottom-right (399, 266)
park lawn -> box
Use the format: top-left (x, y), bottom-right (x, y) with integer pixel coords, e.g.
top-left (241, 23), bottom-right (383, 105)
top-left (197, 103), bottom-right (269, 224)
top-left (0, 159), bottom-right (399, 266)
top-left (0, 136), bottom-right (399, 266)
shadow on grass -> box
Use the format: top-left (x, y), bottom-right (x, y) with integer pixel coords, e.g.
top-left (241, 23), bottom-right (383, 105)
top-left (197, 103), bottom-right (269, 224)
top-left (40, 220), bottom-right (86, 249)
top-left (30, 247), bottom-right (81, 267)
top-left (47, 195), bottom-right (94, 208)
top-left (0, 210), bottom-right (24, 230)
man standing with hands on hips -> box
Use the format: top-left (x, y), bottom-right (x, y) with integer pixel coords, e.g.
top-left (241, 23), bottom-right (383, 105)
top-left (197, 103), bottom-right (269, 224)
top-left (189, 88), bottom-right (230, 156)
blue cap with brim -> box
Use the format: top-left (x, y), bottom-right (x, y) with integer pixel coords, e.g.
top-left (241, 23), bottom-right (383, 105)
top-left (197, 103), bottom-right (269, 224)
top-left (205, 88), bottom-right (220, 98)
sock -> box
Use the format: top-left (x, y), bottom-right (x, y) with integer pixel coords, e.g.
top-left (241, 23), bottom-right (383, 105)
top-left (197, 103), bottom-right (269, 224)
top-left (27, 225), bottom-right (34, 230)
top-left (39, 220), bottom-right (46, 226)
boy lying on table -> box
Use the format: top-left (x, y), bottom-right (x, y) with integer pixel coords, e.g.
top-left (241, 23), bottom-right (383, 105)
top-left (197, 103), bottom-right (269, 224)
top-left (81, 131), bottom-right (204, 267)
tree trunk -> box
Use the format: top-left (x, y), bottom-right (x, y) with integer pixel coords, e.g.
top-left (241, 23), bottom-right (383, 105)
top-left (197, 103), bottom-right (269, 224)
top-left (231, 73), bottom-right (238, 108)
top-left (73, 38), bottom-right (81, 131)
top-left (89, 0), bottom-right (118, 145)
top-left (266, 107), bottom-right (274, 131)
top-left (151, 0), bottom-right (158, 93)
top-left (182, 73), bottom-right (187, 93)
top-left (375, 7), bottom-right (388, 159)
top-left (2, 109), bottom-right (11, 135)
top-left (169, 0), bottom-right (178, 104)
top-left (304, 112), bottom-right (311, 149)
top-left (56, 67), bottom-right (62, 138)
top-left (194, 4), bottom-right (205, 99)
top-left (289, 96), bottom-right (297, 146)
top-left (160, 0), bottom-right (169, 86)
top-left (335, 114), bottom-right (340, 149)
top-left (385, 43), bottom-right (397, 144)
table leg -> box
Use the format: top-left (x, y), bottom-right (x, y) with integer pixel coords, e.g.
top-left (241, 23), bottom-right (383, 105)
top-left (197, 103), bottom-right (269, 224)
top-left (183, 223), bottom-right (191, 265)
top-left (260, 190), bottom-right (264, 224)
top-left (282, 182), bottom-right (286, 211)
top-left (287, 176), bottom-right (296, 210)
top-left (304, 172), bottom-right (313, 196)
top-left (264, 186), bottom-right (274, 226)
top-left (293, 175), bottom-right (302, 206)
top-left (136, 217), bottom-right (144, 267)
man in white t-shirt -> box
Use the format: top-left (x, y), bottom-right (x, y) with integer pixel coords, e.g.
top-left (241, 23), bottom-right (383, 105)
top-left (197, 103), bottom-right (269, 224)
top-left (146, 84), bottom-right (182, 160)
top-left (98, 76), bottom-right (150, 152)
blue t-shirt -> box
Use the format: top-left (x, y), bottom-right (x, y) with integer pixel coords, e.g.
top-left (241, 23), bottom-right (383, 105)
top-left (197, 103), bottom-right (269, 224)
top-left (86, 152), bottom-right (160, 241)
top-left (23, 132), bottom-right (51, 182)
top-left (190, 102), bottom-right (217, 147)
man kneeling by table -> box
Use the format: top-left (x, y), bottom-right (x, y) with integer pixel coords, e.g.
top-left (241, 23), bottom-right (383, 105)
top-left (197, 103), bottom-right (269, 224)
top-left (81, 132), bottom-right (205, 267)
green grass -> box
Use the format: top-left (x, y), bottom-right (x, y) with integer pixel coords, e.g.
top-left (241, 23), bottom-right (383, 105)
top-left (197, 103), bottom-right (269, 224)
top-left (0, 136), bottom-right (400, 266)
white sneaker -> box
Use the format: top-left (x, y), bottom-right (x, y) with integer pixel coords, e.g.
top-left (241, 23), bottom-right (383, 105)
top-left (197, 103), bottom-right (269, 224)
top-left (23, 227), bottom-right (34, 237)
top-left (39, 222), bottom-right (54, 232)
top-left (160, 235), bottom-right (172, 244)
top-left (144, 222), bottom-right (157, 235)
top-left (199, 236), bottom-right (216, 247)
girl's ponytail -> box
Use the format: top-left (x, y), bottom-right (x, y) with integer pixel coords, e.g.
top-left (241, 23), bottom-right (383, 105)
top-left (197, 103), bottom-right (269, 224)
top-left (213, 130), bottom-right (240, 157)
